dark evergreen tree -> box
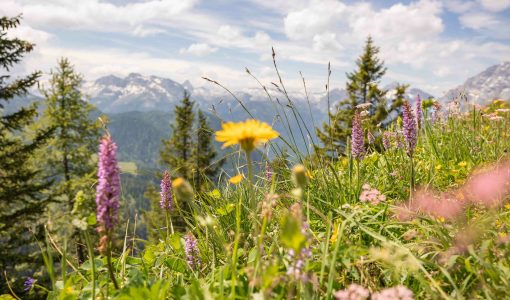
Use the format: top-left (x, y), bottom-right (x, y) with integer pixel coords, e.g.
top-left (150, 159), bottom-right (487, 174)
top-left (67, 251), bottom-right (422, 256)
top-left (160, 91), bottom-right (195, 179)
top-left (142, 185), bottom-right (165, 241)
top-left (39, 57), bottom-right (101, 262)
top-left (192, 109), bottom-right (221, 190)
top-left (316, 36), bottom-right (405, 157)
top-left (0, 15), bottom-right (53, 295)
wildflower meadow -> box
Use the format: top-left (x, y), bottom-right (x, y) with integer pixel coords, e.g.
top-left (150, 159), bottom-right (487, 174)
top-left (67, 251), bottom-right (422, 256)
top-left (2, 9), bottom-right (510, 300)
top-left (14, 96), bottom-right (510, 300)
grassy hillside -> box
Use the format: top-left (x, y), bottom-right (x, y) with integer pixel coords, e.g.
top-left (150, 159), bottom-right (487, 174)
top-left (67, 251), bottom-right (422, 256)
top-left (26, 99), bottom-right (510, 299)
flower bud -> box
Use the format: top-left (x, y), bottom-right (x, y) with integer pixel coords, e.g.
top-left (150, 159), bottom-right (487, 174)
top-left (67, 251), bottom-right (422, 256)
top-left (292, 164), bottom-right (309, 189)
top-left (173, 177), bottom-right (194, 203)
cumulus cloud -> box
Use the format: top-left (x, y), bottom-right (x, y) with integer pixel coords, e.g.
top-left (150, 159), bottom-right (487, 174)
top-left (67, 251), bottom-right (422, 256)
top-left (312, 32), bottom-right (343, 52)
top-left (478, 0), bottom-right (510, 12)
top-left (3, 0), bottom-right (510, 98)
top-left (0, 0), bottom-right (198, 36)
top-left (445, 0), bottom-right (476, 13)
top-left (284, 0), bottom-right (345, 40)
top-left (179, 43), bottom-right (218, 56)
top-left (460, 12), bottom-right (510, 39)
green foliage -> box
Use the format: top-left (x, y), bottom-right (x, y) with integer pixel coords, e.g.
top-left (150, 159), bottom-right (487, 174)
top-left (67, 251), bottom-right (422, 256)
top-left (192, 109), bottom-right (222, 190)
top-left (0, 15), bottom-right (53, 296)
top-left (160, 91), bottom-right (195, 179)
top-left (317, 36), bottom-right (406, 157)
top-left (32, 100), bottom-right (510, 299)
top-left (38, 57), bottom-right (101, 263)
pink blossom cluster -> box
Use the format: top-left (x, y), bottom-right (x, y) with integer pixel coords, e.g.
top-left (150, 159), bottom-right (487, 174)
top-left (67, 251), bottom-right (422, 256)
top-left (360, 184), bottom-right (386, 204)
top-left (96, 135), bottom-right (121, 231)
top-left (371, 285), bottom-right (414, 300)
top-left (483, 113), bottom-right (504, 121)
top-left (334, 284), bottom-right (369, 300)
top-left (334, 284), bottom-right (414, 300)
top-left (397, 160), bottom-right (510, 220)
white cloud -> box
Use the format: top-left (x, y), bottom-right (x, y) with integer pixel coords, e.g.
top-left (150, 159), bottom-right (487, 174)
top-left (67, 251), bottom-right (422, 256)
top-left (459, 12), bottom-right (510, 39)
top-left (1, 0), bottom-right (198, 36)
top-left (217, 25), bottom-right (242, 41)
top-left (444, 0), bottom-right (476, 13)
top-left (459, 12), bottom-right (499, 29)
top-left (284, 0), bottom-right (345, 40)
top-left (179, 43), bottom-right (218, 56)
top-left (132, 25), bottom-right (165, 37)
top-left (312, 32), bottom-right (343, 52)
top-left (478, 0), bottom-right (510, 12)
top-left (6, 25), bottom-right (54, 45)
top-left (25, 45), bottom-right (251, 90)
top-left (434, 66), bottom-right (452, 77)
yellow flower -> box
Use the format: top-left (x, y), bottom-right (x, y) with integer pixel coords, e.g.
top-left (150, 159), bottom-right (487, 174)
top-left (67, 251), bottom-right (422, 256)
top-left (330, 225), bottom-right (339, 244)
top-left (172, 177), bottom-right (194, 202)
top-left (504, 203), bottom-right (510, 210)
top-left (435, 164), bottom-right (442, 171)
top-left (229, 174), bottom-right (243, 185)
top-left (173, 177), bottom-right (185, 188)
top-left (215, 119), bottom-right (279, 152)
top-left (458, 161), bottom-right (467, 167)
top-left (291, 164), bottom-right (309, 188)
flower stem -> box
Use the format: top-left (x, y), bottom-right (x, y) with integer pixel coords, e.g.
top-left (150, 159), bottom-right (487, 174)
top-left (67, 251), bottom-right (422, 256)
top-left (230, 192), bottom-right (242, 299)
top-left (246, 150), bottom-right (255, 211)
top-left (106, 234), bottom-right (119, 290)
top-left (84, 230), bottom-right (96, 300)
top-left (410, 154), bottom-right (415, 199)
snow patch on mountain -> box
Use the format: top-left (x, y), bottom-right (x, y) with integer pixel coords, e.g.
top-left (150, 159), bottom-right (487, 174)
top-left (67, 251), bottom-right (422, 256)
top-left (441, 61), bottom-right (510, 104)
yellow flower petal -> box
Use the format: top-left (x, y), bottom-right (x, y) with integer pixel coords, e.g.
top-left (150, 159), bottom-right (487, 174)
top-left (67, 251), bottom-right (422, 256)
top-left (229, 174), bottom-right (243, 185)
top-left (215, 119), bottom-right (279, 152)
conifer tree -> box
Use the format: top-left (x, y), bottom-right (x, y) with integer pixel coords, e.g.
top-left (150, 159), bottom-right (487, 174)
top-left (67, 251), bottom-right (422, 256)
top-left (39, 57), bottom-right (101, 262)
top-left (142, 185), bottom-right (164, 241)
top-left (316, 36), bottom-right (405, 157)
top-left (160, 91), bottom-right (195, 179)
top-left (192, 109), bottom-right (220, 190)
top-left (0, 15), bottom-right (53, 294)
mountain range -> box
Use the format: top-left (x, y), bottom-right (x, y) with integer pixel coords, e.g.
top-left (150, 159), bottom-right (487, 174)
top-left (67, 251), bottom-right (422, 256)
top-left (3, 61), bottom-right (509, 171)
top-left (441, 61), bottom-right (510, 104)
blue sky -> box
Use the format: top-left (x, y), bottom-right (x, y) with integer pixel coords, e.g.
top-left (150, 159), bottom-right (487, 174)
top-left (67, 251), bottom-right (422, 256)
top-left (2, 0), bottom-right (510, 96)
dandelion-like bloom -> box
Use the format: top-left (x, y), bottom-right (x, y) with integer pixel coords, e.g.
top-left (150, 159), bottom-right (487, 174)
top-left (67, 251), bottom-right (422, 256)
top-left (184, 232), bottom-right (200, 270)
top-left (351, 111), bottom-right (364, 160)
top-left (415, 95), bottom-right (422, 129)
top-left (96, 135), bottom-right (121, 231)
top-left (229, 174), bottom-right (243, 185)
top-left (24, 277), bottom-right (35, 292)
top-left (382, 131), bottom-right (392, 151)
top-left (402, 101), bottom-right (417, 156)
top-left (215, 119), bottom-right (279, 152)
top-left (160, 170), bottom-right (173, 212)
top-left (173, 177), bottom-right (194, 202)
top-left (371, 285), bottom-right (414, 300)
top-left (334, 284), bottom-right (370, 300)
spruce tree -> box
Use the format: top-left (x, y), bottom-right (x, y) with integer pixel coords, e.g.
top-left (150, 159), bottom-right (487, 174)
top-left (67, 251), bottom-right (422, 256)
top-left (160, 91), bottom-right (195, 179)
top-left (39, 57), bottom-right (101, 262)
top-left (192, 110), bottom-right (221, 190)
top-left (0, 15), bottom-right (53, 294)
top-left (316, 36), bottom-right (405, 157)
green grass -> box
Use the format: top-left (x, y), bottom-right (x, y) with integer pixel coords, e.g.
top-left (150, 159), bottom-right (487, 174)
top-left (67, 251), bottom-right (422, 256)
top-left (18, 100), bottom-right (510, 300)
top-left (118, 161), bottom-right (137, 175)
